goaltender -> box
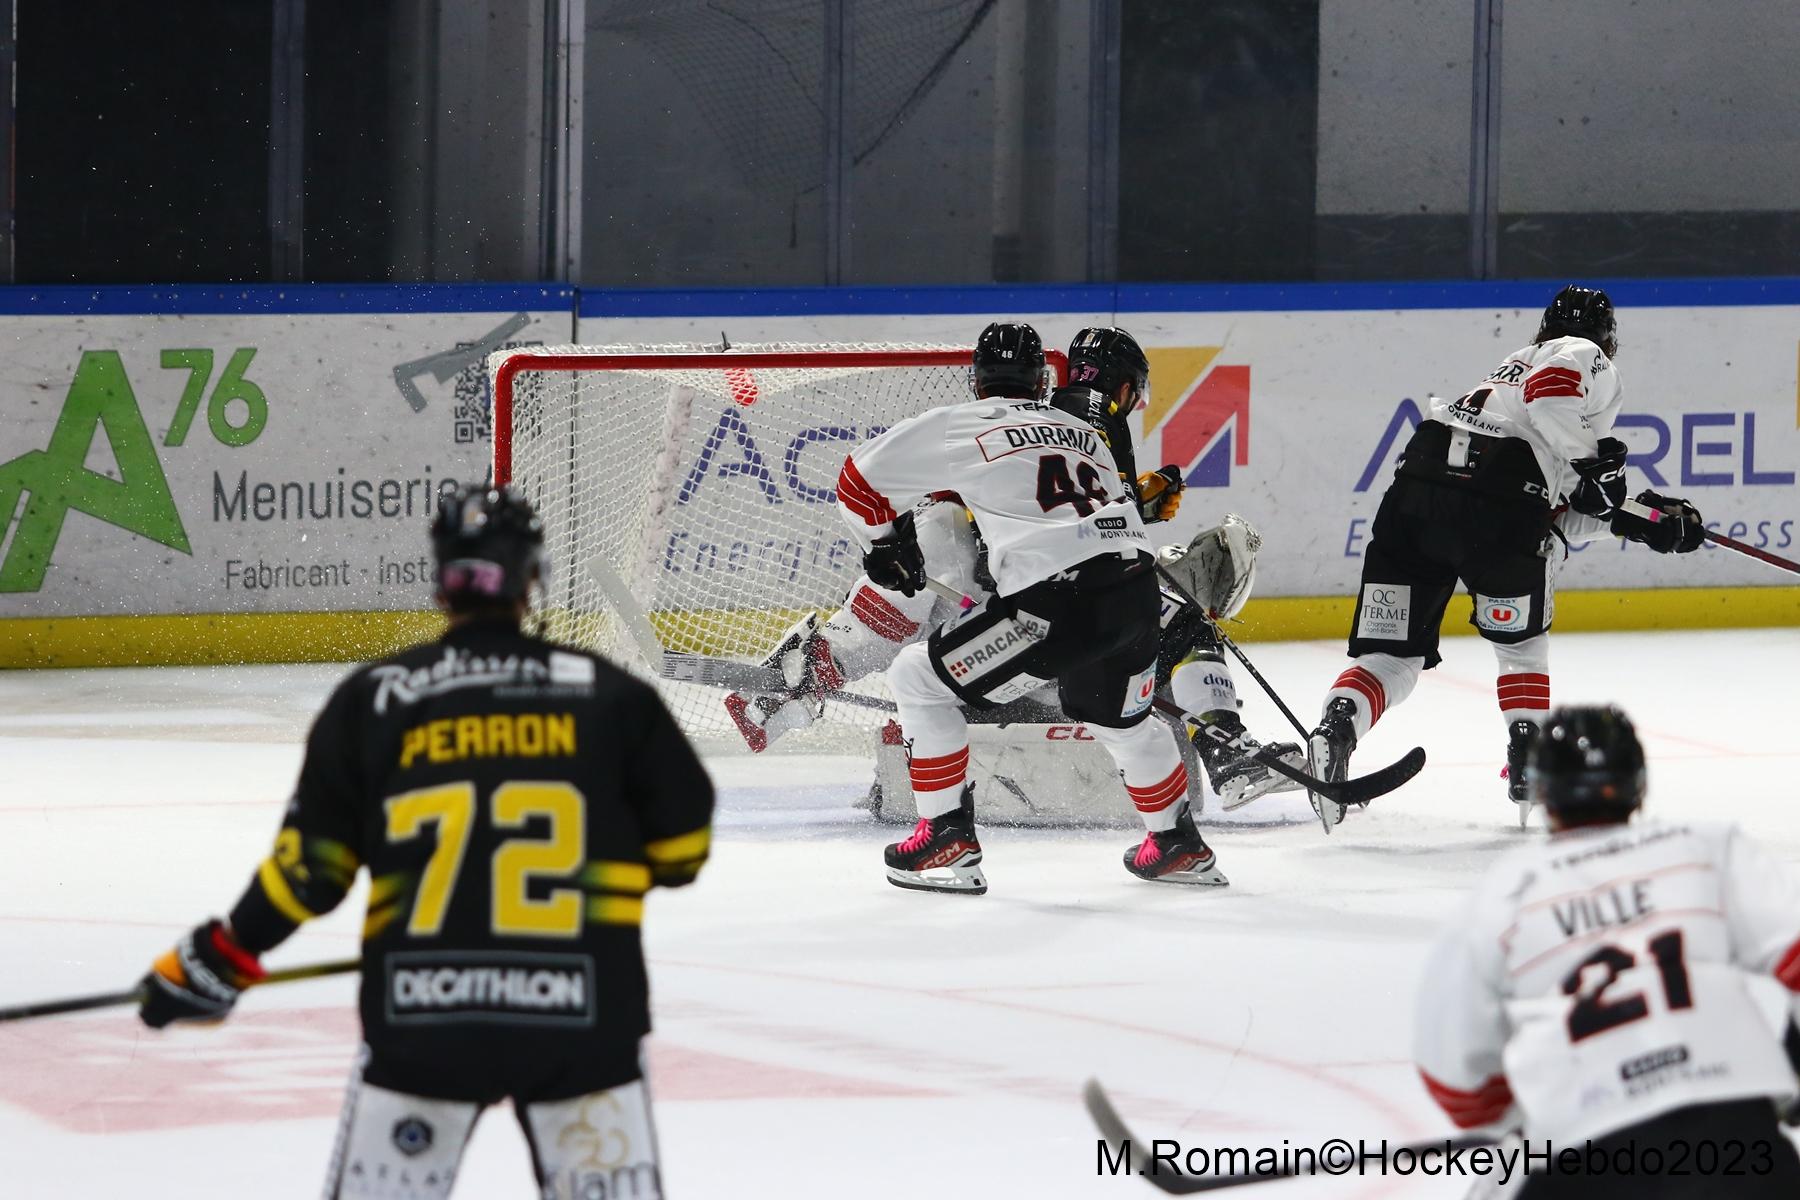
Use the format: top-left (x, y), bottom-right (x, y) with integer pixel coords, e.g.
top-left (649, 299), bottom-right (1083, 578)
top-left (137, 484), bottom-right (713, 1200)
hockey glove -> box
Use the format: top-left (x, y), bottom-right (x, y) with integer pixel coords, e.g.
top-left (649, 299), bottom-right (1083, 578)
top-left (862, 513), bottom-right (925, 597)
top-left (139, 919), bottom-right (266, 1028)
top-left (1569, 436), bottom-right (1629, 517)
top-left (1135, 465), bottom-right (1185, 524)
top-left (1611, 490), bottom-right (1705, 554)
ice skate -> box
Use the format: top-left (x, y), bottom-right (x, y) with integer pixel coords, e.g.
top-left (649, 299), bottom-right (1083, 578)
top-left (1306, 696), bottom-right (1359, 832)
top-left (884, 785), bottom-right (986, 895)
top-left (1503, 718), bottom-right (1537, 828)
top-left (1123, 806), bottom-right (1228, 886)
top-left (1190, 711), bottom-right (1305, 810)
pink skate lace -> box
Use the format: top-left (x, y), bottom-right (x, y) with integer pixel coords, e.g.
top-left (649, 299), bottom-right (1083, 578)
top-left (1132, 834), bottom-right (1163, 869)
top-left (898, 818), bottom-right (935, 855)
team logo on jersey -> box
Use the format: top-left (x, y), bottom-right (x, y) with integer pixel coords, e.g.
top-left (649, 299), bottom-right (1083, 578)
top-left (1142, 348), bottom-right (1250, 488)
top-left (386, 951), bottom-right (596, 1027)
top-left (1475, 594), bottom-right (1530, 634)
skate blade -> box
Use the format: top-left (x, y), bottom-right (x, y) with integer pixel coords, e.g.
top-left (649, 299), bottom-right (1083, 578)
top-left (1217, 752), bottom-right (1309, 810)
top-left (886, 861), bottom-right (987, 896)
top-left (1516, 800), bottom-right (1535, 830)
top-left (1146, 863), bottom-right (1229, 887)
top-left (1304, 738), bottom-right (1346, 833)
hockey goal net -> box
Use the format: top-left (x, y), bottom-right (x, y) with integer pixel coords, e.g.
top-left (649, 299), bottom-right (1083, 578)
top-left (490, 342), bottom-right (1067, 748)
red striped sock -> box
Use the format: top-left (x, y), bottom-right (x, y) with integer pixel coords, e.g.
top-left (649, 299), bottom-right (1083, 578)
top-left (1332, 665), bottom-right (1388, 726)
top-left (1126, 763), bottom-right (1188, 814)
top-left (909, 746), bottom-right (970, 794)
top-left (1496, 672), bottom-right (1550, 722)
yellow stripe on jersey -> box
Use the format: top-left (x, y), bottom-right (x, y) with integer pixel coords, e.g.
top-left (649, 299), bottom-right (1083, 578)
top-left (587, 895), bottom-right (645, 926)
top-left (580, 861), bottom-right (652, 895)
top-left (257, 856), bottom-right (318, 925)
top-left (644, 826), bottom-right (710, 865)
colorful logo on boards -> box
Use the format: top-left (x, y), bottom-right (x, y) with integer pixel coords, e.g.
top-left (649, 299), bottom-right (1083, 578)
top-left (0, 348), bottom-right (269, 592)
top-left (1142, 348), bottom-right (1248, 487)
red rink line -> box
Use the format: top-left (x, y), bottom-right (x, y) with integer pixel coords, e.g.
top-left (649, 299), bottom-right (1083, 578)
top-left (651, 956), bottom-right (1424, 1134)
top-left (0, 1007), bottom-right (934, 1133)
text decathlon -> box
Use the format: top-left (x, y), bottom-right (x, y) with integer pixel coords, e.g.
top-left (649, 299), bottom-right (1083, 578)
top-left (392, 967), bottom-right (587, 1013)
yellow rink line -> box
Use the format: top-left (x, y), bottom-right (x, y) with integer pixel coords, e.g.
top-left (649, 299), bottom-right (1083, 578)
top-left (1, 586), bottom-right (1795, 669)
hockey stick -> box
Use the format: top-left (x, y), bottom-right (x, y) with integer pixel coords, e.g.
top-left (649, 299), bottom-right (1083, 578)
top-left (1149, 563), bottom-right (1311, 742)
top-left (659, 652), bottom-right (897, 712)
top-left (0, 957), bottom-right (361, 1024)
top-left (1084, 1079), bottom-right (1496, 1194)
top-left (1154, 696), bottom-right (1423, 808)
top-left (1618, 497), bottom-right (1800, 576)
top-left (586, 555), bottom-right (670, 677)
top-left (920, 577), bottom-right (1423, 808)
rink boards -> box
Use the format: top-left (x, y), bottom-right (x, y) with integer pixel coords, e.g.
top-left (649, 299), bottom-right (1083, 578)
top-left (1, 280), bottom-right (1795, 667)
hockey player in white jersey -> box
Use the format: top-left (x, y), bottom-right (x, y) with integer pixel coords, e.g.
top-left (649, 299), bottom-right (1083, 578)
top-left (732, 322), bottom-right (1303, 810)
top-left (722, 323), bottom-right (1044, 751)
top-left (1414, 705), bottom-right (1800, 1197)
top-left (839, 326), bottom-right (1228, 891)
top-left (1310, 286), bottom-right (1706, 828)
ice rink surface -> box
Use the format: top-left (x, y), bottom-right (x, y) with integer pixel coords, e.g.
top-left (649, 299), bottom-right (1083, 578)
top-left (2, 627), bottom-right (1797, 1198)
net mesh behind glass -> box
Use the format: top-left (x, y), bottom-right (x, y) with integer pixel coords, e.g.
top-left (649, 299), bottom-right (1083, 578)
top-left (492, 343), bottom-right (973, 749)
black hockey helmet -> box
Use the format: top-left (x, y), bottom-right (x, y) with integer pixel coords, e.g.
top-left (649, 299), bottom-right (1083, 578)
top-left (1527, 704), bottom-right (1647, 826)
top-left (971, 321), bottom-right (1048, 399)
top-left (1535, 284), bottom-right (1617, 358)
top-left (1053, 326), bottom-right (1150, 453)
top-left (431, 484), bottom-right (545, 612)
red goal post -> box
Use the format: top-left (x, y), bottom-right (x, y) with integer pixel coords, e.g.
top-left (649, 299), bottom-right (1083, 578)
top-left (487, 342), bottom-right (1068, 744)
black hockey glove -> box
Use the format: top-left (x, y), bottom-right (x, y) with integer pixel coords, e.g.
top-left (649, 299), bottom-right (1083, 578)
top-left (1611, 490), bottom-right (1705, 554)
top-left (863, 512), bottom-right (925, 597)
top-left (1135, 465), bottom-right (1185, 524)
top-left (1569, 436), bottom-right (1629, 517)
top-left (139, 919), bottom-right (266, 1028)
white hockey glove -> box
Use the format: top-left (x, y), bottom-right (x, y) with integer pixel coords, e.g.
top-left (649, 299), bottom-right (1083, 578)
top-left (1157, 514), bottom-right (1262, 620)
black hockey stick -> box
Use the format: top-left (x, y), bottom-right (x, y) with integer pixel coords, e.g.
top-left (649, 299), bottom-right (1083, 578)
top-left (0, 957), bottom-right (361, 1024)
top-left (1154, 697), bottom-right (1423, 808)
top-left (659, 653), bottom-right (897, 712)
top-left (1151, 562), bottom-right (1311, 742)
top-left (918, 577), bottom-right (1423, 808)
top-left (1084, 1079), bottom-right (1495, 1194)
top-left (1618, 496), bottom-right (1800, 576)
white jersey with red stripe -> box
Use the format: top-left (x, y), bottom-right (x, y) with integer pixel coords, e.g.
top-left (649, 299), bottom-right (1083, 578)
top-left (1429, 334), bottom-right (1623, 506)
top-left (838, 398), bottom-right (1152, 596)
top-left (1414, 819), bottom-right (1800, 1143)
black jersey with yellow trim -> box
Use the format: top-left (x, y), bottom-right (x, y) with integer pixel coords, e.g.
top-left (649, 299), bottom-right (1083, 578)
top-left (226, 617), bottom-right (714, 1081)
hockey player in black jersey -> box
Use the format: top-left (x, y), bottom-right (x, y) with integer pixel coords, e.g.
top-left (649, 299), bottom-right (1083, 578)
top-left (1308, 285), bottom-right (1705, 829)
top-left (137, 485), bottom-right (713, 1200)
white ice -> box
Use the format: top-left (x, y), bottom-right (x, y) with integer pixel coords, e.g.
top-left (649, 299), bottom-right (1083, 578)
top-left (1, 628), bottom-right (1797, 1198)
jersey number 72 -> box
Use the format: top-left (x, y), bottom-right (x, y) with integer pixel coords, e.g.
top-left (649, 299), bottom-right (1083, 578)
top-left (384, 781), bottom-right (589, 939)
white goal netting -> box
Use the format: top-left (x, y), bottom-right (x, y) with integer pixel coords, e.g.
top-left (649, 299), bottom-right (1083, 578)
top-left (492, 343), bottom-right (989, 748)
